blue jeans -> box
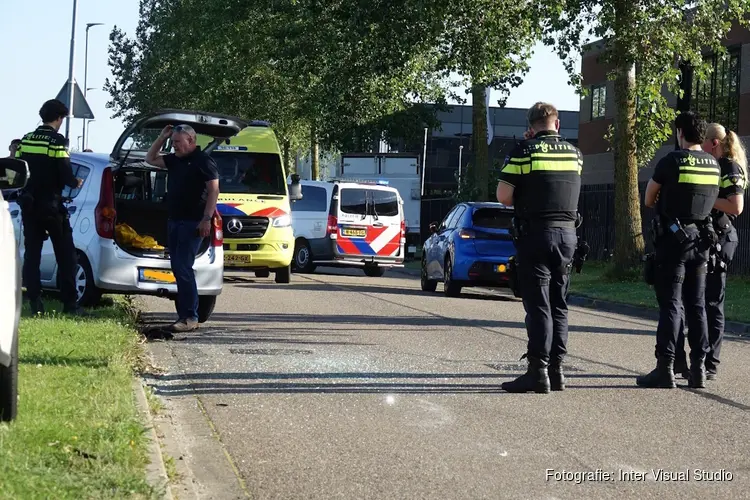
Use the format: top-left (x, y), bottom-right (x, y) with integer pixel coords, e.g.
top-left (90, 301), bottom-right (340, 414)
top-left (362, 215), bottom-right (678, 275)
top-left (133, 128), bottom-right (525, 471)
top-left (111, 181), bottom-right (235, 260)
top-left (168, 220), bottom-right (204, 321)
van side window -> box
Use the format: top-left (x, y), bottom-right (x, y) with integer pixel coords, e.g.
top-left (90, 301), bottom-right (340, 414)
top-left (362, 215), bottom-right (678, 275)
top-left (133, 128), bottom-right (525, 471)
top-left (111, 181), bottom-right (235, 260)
top-left (371, 190), bottom-right (398, 217)
top-left (61, 164), bottom-right (91, 200)
top-left (291, 185), bottom-right (328, 212)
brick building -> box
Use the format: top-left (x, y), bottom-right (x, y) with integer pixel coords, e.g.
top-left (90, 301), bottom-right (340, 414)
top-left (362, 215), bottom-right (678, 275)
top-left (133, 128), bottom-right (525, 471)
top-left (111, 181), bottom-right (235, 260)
top-left (579, 22), bottom-right (750, 184)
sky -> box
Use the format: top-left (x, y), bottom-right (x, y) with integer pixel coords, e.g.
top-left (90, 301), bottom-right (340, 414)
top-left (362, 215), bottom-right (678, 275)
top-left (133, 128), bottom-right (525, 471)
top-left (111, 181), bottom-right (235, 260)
top-left (0, 1), bottom-right (582, 155)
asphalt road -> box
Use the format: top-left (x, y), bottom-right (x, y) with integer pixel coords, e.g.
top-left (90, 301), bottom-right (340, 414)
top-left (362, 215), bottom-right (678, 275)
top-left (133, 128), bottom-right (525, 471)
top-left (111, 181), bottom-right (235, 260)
top-left (141, 267), bottom-right (750, 500)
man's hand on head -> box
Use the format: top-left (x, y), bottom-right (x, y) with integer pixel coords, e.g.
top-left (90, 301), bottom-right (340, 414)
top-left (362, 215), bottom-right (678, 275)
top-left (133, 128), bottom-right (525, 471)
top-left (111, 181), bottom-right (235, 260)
top-left (160, 125), bottom-right (174, 139)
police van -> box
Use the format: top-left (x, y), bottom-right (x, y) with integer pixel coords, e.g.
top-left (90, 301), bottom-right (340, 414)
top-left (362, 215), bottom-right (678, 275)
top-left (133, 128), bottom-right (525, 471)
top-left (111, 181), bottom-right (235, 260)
top-left (289, 179), bottom-right (406, 277)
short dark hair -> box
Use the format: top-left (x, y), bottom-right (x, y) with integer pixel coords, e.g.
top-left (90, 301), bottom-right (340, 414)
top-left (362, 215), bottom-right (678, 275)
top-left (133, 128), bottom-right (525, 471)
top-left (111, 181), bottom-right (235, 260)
top-left (674, 111), bottom-right (707, 144)
top-left (39, 99), bottom-right (69, 123)
top-left (527, 102), bottom-right (559, 128)
top-left (10, 139), bottom-right (21, 146)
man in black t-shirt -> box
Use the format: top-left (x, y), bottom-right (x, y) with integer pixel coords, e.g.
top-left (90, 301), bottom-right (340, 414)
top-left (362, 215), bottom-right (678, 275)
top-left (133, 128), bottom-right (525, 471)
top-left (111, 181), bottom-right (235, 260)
top-left (147, 124), bottom-right (220, 332)
top-left (495, 102), bottom-right (583, 394)
top-left (638, 111), bottom-right (720, 390)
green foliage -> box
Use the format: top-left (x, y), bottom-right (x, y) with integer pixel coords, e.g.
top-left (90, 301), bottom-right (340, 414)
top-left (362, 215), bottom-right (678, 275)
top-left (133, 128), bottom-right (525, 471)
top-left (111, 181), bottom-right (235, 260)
top-left (543, 0), bottom-right (750, 168)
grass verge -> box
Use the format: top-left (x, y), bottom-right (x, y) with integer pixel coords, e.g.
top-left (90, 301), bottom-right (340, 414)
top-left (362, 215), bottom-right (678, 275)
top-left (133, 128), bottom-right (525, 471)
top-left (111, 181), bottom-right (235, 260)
top-left (0, 296), bottom-right (158, 499)
top-left (569, 261), bottom-right (750, 324)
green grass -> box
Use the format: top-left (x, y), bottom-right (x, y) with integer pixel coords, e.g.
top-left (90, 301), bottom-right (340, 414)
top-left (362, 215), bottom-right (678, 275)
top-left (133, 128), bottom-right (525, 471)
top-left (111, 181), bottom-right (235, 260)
top-left (569, 261), bottom-right (750, 324)
top-left (0, 297), bottom-right (158, 499)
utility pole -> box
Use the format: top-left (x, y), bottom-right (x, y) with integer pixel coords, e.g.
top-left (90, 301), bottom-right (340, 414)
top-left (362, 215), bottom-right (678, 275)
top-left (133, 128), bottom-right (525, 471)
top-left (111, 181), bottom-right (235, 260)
top-left (82, 22), bottom-right (104, 150)
top-left (64, 0), bottom-right (79, 142)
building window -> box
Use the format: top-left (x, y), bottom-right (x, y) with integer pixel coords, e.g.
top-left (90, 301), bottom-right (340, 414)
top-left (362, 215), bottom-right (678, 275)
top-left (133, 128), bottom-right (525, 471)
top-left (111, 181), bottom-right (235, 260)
top-left (591, 84), bottom-right (606, 119)
top-left (690, 48), bottom-right (740, 132)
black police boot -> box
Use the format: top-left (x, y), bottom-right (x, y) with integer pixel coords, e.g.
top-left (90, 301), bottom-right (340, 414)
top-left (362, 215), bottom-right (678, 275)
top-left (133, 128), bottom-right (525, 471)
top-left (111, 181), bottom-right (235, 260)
top-left (502, 356), bottom-right (551, 394)
top-left (636, 356), bottom-right (676, 389)
top-left (29, 298), bottom-right (45, 316)
top-left (548, 362), bottom-right (565, 391)
top-left (688, 356), bottom-right (707, 389)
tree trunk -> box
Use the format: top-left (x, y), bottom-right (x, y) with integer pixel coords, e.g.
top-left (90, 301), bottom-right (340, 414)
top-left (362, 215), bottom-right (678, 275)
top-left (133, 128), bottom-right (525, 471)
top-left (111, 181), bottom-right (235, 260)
top-left (283, 139), bottom-right (292, 175)
top-left (612, 59), bottom-right (645, 269)
top-left (311, 126), bottom-right (320, 181)
top-left (471, 84), bottom-right (489, 201)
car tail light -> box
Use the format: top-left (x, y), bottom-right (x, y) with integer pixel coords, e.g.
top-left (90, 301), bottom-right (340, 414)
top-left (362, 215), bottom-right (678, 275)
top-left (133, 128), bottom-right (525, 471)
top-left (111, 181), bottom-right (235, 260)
top-left (212, 211), bottom-right (223, 246)
top-left (400, 219), bottom-right (406, 243)
top-left (458, 229), bottom-right (475, 239)
top-left (327, 215), bottom-right (338, 238)
top-left (95, 167), bottom-right (116, 239)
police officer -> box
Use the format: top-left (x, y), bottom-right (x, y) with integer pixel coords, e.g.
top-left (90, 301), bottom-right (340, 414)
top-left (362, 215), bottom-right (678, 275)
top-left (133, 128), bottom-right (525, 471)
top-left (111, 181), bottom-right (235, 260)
top-left (16, 99), bottom-right (85, 316)
top-left (496, 102), bottom-right (583, 394)
top-left (672, 123), bottom-right (747, 381)
top-left (638, 111), bottom-right (720, 389)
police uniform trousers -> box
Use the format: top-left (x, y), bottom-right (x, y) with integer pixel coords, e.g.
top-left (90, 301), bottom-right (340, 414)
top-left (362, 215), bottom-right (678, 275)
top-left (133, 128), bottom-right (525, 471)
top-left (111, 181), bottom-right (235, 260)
top-left (673, 225), bottom-right (738, 374)
top-left (653, 225), bottom-right (710, 363)
top-left (21, 206), bottom-right (79, 309)
top-left (516, 224), bottom-right (577, 363)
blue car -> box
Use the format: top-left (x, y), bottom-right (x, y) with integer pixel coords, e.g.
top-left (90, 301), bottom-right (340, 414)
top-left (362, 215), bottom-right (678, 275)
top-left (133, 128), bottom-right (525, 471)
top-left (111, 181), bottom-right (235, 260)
top-left (421, 202), bottom-right (516, 297)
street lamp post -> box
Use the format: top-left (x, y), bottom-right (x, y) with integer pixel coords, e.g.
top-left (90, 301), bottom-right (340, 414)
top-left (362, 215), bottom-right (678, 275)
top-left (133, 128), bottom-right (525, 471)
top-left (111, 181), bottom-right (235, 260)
top-left (458, 145), bottom-right (464, 194)
top-left (85, 120), bottom-right (95, 150)
top-left (82, 22), bottom-right (104, 151)
top-left (64, 0), bottom-right (79, 142)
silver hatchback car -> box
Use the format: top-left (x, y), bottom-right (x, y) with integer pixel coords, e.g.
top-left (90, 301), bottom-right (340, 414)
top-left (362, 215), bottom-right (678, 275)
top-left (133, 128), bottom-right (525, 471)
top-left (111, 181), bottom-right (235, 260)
top-left (9, 110), bottom-right (248, 322)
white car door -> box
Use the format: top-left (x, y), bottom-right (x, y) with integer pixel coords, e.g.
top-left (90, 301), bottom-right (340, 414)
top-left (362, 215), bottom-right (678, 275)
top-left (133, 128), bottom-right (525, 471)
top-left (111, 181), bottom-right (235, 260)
top-left (0, 190), bottom-right (16, 366)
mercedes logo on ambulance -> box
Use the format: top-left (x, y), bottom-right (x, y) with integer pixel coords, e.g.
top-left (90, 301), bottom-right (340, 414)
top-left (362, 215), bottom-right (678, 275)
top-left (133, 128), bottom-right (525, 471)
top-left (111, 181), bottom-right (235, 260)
top-left (227, 219), bottom-right (243, 234)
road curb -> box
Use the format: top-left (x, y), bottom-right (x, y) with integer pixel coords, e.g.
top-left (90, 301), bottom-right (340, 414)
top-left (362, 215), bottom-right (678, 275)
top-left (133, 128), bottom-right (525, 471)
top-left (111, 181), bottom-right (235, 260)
top-left (132, 379), bottom-right (174, 500)
top-left (567, 294), bottom-right (750, 337)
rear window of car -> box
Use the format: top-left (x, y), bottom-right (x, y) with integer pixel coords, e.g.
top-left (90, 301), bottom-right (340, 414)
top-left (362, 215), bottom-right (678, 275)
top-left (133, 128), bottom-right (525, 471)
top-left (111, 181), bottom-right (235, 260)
top-left (472, 207), bottom-right (513, 229)
top-left (339, 188), bottom-right (368, 215)
top-left (339, 188), bottom-right (399, 217)
top-left (371, 190), bottom-right (399, 217)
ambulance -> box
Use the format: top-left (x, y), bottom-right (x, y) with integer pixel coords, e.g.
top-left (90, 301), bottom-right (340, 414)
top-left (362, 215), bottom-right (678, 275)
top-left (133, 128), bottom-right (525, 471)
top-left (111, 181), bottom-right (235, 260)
top-left (200, 122), bottom-right (301, 282)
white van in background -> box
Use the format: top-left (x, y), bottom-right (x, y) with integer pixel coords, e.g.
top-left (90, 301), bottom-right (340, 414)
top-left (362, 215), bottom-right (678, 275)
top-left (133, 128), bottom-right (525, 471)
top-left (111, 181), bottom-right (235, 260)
top-left (289, 179), bottom-right (406, 277)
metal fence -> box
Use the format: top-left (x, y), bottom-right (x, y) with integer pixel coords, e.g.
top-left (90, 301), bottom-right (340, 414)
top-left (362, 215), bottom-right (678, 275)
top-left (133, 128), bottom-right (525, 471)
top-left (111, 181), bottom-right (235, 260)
top-left (579, 183), bottom-right (750, 275)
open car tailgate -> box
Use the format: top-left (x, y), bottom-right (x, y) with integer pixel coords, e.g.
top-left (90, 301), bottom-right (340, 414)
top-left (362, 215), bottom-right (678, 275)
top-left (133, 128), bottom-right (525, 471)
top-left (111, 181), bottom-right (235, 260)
top-left (111, 109), bottom-right (249, 163)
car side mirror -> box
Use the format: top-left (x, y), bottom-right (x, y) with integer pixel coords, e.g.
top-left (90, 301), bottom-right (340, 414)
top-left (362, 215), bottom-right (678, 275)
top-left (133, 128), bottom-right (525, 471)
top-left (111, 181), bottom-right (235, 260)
top-left (429, 222), bottom-right (438, 233)
top-left (289, 173), bottom-right (303, 201)
top-left (0, 158), bottom-right (29, 193)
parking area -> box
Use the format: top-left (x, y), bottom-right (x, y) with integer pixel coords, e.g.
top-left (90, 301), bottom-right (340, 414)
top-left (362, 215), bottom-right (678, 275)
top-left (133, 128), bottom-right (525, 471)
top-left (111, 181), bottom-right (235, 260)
top-left (140, 268), bottom-right (750, 500)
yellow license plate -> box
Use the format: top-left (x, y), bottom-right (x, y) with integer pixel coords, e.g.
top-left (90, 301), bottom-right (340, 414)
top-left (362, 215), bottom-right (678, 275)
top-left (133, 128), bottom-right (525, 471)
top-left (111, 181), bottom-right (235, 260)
top-left (225, 254), bottom-right (253, 265)
top-left (495, 264), bottom-right (507, 273)
top-left (342, 227), bottom-right (367, 238)
top-left (142, 269), bottom-right (176, 283)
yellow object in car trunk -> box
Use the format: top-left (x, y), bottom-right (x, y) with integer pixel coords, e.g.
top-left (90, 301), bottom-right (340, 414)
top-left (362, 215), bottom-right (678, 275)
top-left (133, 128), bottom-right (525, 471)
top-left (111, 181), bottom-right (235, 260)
top-left (115, 223), bottom-right (165, 251)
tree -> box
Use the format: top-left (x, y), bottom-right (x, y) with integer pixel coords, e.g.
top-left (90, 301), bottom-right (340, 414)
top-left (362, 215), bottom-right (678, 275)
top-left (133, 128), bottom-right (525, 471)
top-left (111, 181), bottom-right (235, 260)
top-left (432, 0), bottom-right (544, 200)
top-left (544, 0), bottom-right (750, 270)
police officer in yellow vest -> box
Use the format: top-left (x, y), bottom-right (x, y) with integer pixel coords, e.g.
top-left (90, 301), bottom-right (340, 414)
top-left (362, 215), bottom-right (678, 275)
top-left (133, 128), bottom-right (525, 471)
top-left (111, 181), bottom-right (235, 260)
top-left (497, 102), bottom-right (583, 394)
top-left (16, 99), bottom-right (86, 316)
top-left (639, 111), bottom-right (720, 389)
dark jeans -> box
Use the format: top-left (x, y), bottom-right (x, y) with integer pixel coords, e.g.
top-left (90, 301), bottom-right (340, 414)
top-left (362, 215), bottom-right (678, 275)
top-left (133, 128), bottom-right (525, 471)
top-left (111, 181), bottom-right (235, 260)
top-left (22, 209), bottom-right (79, 310)
top-left (674, 227), bottom-right (739, 371)
top-left (168, 220), bottom-right (204, 321)
top-left (516, 227), bottom-right (578, 363)
top-left (653, 226), bottom-right (709, 362)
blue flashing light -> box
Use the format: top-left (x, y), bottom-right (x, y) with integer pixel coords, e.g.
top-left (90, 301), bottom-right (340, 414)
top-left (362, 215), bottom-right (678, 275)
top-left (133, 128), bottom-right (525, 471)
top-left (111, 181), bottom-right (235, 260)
top-left (248, 120), bottom-right (271, 127)
top-left (376, 180), bottom-right (390, 185)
